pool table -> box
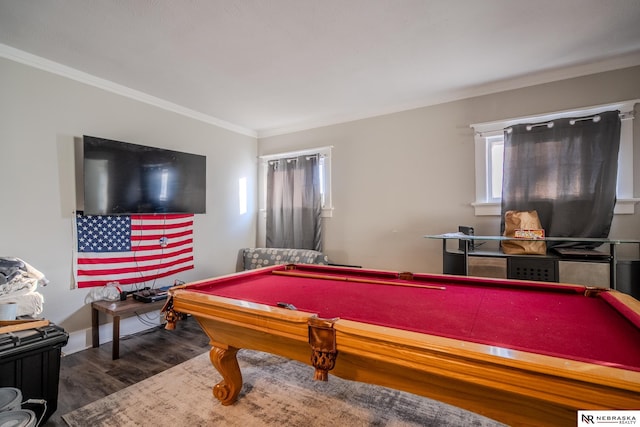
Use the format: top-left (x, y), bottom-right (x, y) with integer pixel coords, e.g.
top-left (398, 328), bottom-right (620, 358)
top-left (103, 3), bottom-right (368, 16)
top-left (163, 264), bottom-right (640, 426)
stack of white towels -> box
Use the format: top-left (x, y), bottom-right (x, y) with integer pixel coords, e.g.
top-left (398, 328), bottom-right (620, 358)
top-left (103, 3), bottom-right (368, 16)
top-left (0, 257), bottom-right (45, 318)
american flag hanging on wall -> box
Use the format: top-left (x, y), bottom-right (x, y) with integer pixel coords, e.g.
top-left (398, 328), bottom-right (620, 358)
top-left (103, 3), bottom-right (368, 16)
top-left (74, 213), bottom-right (194, 288)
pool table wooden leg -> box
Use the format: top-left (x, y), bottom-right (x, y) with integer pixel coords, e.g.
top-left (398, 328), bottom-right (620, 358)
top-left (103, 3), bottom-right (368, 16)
top-left (308, 316), bottom-right (338, 381)
top-left (209, 345), bottom-right (242, 406)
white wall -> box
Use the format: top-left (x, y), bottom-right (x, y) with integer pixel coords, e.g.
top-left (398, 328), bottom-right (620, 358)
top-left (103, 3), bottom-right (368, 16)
top-left (258, 66), bottom-right (640, 273)
top-left (0, 58), bottom-right (258, 353)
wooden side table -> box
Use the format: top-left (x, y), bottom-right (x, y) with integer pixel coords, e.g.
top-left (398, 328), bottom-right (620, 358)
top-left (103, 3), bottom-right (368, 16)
top-left (91, 297), bottom-right (167, 360)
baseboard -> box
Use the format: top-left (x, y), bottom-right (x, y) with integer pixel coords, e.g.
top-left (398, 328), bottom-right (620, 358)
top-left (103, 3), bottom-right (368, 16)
top-left (61, 315), bottom-right (164, 355)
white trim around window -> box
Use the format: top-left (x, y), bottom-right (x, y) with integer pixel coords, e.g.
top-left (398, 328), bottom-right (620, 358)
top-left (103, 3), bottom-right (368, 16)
top-left (471, 100), bottom-right (640, 216)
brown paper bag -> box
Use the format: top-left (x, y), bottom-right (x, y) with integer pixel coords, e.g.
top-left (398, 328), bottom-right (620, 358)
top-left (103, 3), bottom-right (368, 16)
top-left (501, 210), bottom-right (547, 255)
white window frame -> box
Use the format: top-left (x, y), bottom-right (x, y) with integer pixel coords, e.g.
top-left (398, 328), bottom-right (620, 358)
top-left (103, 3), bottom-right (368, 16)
top-left (471, 100), bottom-right (639, 216)
top-left (259, 146), bottom-right (333, 218)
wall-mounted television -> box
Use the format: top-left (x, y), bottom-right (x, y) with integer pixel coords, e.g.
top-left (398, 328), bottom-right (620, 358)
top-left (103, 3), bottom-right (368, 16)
top-left (78, 135), bottom-right (206, 215)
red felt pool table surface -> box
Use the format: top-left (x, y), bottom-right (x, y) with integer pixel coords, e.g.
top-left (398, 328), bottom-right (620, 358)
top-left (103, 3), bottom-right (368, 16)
top-left (188, 264), bottom-right (640, 371)
top-left (165, 264), bottom-right (640, 426)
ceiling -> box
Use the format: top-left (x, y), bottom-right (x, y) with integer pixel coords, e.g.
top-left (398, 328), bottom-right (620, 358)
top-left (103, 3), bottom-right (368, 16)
top-left (1, 1), bottom-right (640, 138)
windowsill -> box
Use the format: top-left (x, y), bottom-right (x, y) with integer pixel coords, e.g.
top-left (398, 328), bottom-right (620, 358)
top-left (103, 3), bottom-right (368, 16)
top-left (472, 199), bottom-right (640, 216)
top-left (321, 207), bottom-right (333, 218)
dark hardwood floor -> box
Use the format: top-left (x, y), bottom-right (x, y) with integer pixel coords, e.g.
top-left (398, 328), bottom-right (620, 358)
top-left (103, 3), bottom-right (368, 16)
top-left (42, 316), bottom-right (210, 426)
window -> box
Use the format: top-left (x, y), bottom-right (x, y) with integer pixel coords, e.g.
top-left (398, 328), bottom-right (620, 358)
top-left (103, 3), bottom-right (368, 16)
top-left (260, 146), bottom-right (333, 218)
top-left (238, 177), bottom-right (247, 215)
top-left (472, 100), bottom-right (638, 216)
top-left (488, 136), bottom-right (504, 202)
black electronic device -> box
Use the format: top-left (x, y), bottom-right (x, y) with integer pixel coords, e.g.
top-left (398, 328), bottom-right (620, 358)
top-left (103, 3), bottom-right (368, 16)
top-left (78, 135), bottom-right (206, 215)
top-left (553, 248), bottom-right (609, 259)
top-left (132, 288), bottom-right (168, 303)
top-left (458, 226), bottom-right (475, 251)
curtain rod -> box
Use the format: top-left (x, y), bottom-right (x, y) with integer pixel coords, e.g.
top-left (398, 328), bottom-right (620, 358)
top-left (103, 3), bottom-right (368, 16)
top-left (505, 113), bottom-right (604, 133)
top-left (267, 154), bottom-right (320, 165)
top-left (472, 99), bottom-right (638, 136)
top-left (483, 110), bottom-right (632, 136)
top-left (259, 145), bottom-right (333, 161)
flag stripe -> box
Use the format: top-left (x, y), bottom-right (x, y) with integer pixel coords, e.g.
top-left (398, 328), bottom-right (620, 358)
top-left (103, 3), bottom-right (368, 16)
top-left (77, 257), bottom-right (192, 272)
top-left (75, 213), bottom-right (195, 288)
top-left (131, 230), bottom-right (193, 241)
top-left (77, 246), bottom-right (194, 264)
top-left (132, 221), bottom-right (193, 231)
top-left (131, 239), bottom-right (194, 253)
top-left (133, 214), bottom-right (193, 221)
top-left (77, 256), bottom-right (194, 276)
top-left (77, 249), bottom-right (191, 284)
top-left (78, 264), bottom-right (195, 287)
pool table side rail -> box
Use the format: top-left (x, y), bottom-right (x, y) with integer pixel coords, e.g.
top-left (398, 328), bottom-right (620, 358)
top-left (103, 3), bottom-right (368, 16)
top-left (169, 289), bottom-right (313, 341)
top-left (277, 264), bottom-right (594, 293)
top-left (334, 318), bottom-right (640, 408)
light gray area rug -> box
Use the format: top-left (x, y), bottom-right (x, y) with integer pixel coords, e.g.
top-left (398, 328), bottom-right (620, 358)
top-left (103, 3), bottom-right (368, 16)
top-left (63, 350), bottom-right (507, 427)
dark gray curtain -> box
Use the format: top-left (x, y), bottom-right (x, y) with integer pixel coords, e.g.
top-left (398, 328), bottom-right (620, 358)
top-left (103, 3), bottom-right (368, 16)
top-left (501, 110), bottom-right (621, 248)
top-left (266, 155), bottom-right (322, 251)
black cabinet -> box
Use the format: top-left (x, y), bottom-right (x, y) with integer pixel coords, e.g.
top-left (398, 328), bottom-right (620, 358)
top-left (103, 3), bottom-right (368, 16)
top-left (617, 260), bottom-right (640, 299)
top-left (0, 323), bottom-right (68, 422)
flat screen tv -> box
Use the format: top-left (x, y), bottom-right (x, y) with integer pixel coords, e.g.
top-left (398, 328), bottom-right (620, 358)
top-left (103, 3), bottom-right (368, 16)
top-left (79, 135), bottom-right (206, 215)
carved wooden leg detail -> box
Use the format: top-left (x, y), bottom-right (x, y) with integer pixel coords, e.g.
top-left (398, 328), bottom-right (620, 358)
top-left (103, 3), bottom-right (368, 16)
top-left (163, 308), bottom-right (180, 330)
top-left (209, 345), bottom-right (242, 406)
top-left (308, 316), bottom-right (338, 381)
top-left (311, 349), bottom-right (337, 381)
top-left (161, 297), bottom-right (183, 331)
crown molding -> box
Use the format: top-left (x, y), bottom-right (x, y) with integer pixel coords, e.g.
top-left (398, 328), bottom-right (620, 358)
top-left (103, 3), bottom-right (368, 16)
top-left (0, 44), bottom-right (257, 138)
top-left (3, 42), bottom-right (638, 141)
top-left (257, 50), bottom-right (640, 138)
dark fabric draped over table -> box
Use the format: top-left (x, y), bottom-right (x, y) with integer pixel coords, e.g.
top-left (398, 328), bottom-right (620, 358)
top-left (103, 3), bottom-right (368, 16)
top-left (266, 154), bottom-right (322, 251)
top-left (500, 110), bottom-right (621, 248)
